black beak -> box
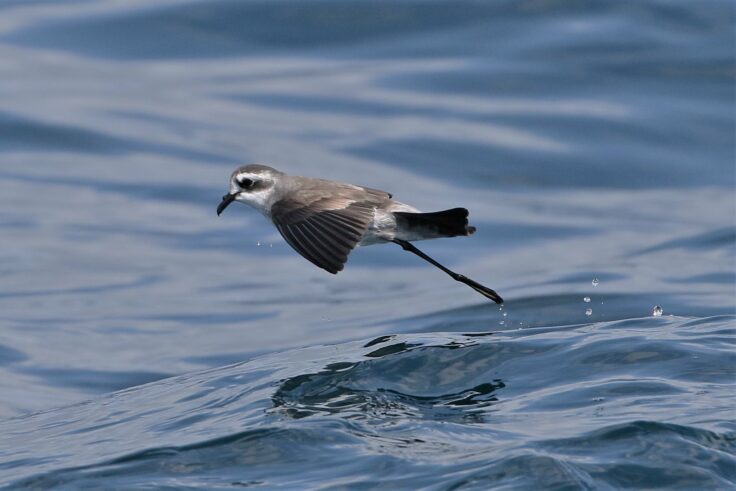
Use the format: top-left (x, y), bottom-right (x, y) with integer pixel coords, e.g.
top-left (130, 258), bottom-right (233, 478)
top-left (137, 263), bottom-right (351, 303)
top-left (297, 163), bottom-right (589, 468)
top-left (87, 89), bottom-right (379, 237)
top-left (217, 193), bottom-right (236, 216)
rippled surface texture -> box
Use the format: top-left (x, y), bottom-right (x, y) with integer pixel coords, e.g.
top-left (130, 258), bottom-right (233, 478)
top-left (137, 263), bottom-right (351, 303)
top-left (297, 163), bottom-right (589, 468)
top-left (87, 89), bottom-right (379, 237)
top-left (0, 0), bottom-right (734, 489)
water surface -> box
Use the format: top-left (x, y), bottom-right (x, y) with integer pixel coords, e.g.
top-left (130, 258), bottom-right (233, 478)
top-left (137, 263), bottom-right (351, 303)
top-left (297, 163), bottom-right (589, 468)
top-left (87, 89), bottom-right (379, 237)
top-left (0, 0), bottom-right (733, 489)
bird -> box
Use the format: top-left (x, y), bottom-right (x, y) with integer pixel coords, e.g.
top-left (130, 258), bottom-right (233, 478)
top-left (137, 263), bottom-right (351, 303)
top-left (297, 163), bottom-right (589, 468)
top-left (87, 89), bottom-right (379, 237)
top-left (217, 164), bottom-right (503, 304)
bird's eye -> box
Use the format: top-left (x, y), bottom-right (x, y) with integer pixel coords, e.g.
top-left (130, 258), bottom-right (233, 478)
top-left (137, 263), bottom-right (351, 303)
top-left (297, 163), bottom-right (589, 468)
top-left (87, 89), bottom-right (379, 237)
top-left (238, 178), bottom-right (253, 188)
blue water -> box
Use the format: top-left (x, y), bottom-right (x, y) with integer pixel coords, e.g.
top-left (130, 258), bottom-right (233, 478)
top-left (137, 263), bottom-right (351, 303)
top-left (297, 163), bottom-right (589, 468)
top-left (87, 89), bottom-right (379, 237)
top-left (0, 0), bottom-right (734, 489)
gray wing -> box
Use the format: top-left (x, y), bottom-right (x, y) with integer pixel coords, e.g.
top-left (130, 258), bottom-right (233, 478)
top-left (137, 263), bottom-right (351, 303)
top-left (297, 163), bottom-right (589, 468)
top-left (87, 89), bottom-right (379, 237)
top-left (270, 184), bottom-right (390, 274)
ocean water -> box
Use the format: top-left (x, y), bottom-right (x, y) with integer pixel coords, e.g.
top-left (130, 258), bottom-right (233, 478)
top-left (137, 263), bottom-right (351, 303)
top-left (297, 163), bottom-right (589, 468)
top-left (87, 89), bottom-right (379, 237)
top-left (0, 0), bottom-right (734, 489)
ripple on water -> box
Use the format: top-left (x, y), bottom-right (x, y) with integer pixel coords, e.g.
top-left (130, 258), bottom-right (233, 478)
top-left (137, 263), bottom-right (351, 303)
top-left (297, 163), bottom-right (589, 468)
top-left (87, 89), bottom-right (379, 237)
top-left (0, 315), bottom-right (733, 489)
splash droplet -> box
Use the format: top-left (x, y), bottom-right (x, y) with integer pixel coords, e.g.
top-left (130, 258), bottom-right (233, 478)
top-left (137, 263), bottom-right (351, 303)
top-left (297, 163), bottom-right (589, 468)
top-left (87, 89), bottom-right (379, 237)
top-left (502, 312), bottom-right (508, 317)
top-left (585, 308), bottom-right (593, 316)
top-left (652, 305), bottom-right (663, 317)
top-left (256, 241), bottom-right (261, 247)
top-left (592, 278), bottom-right (599, 287)
top-left (583, 296), bottom-right (591, 303)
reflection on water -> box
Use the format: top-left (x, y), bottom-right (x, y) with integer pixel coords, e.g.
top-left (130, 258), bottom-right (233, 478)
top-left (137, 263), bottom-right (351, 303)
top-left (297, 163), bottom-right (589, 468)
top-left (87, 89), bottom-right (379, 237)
top-left (1, 318), bottom-right (734, 488)
top-left (272, 338), bottom-right (507, 421)
top-left (0, 0), bottom-right (733, 488)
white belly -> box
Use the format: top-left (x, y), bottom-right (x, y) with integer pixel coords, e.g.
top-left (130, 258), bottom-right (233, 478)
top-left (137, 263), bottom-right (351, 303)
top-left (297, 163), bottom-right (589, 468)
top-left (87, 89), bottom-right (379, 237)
top-left (359, 201), bottom-right (421, 246)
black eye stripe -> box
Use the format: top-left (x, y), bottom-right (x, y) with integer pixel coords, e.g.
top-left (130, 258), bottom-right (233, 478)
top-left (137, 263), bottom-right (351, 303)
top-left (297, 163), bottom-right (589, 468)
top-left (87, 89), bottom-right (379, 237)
top-left (238, 178), bottom-right (253, 188)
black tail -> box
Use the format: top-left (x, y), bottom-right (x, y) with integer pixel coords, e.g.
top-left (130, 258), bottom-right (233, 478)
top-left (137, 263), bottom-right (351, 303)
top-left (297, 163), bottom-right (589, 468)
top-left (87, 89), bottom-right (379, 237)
top-left (394, 207), bottom-right (476, 238)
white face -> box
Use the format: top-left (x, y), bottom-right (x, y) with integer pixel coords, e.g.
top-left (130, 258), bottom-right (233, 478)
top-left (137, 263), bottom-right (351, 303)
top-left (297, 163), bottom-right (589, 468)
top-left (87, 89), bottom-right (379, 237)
top-left (217, 164), bottom-right (283, 216)
top-left (224, 170), bottom-right (279, 216)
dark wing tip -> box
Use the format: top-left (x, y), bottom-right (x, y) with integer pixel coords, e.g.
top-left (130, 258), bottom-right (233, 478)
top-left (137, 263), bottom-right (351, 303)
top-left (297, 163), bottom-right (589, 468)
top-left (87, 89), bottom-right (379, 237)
top-left (272, 196), bottom-right (376, 275)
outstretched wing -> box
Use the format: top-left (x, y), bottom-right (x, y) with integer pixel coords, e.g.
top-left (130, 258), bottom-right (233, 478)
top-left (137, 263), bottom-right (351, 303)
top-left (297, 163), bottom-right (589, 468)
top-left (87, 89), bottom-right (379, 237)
top-left (270, 183), bottom-right (390, 274)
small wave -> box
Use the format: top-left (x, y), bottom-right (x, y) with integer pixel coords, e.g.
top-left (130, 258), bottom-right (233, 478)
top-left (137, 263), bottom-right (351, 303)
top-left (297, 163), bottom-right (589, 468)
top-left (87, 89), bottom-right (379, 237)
top-left (272, 338), bottom-right (506, 422)
top-left (1, 315), bottom-right (734, 489)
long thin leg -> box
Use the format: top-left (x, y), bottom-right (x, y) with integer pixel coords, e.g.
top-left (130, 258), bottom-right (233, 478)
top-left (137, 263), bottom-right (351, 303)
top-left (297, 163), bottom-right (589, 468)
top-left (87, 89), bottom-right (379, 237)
top-left (392, 239), bottom-right (504, 304)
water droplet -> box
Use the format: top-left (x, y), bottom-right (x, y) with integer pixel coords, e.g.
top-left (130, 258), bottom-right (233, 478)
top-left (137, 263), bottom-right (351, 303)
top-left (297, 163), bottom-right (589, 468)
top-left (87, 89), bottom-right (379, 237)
top-left (583, 296), bottom-right (591, 303)
top-left (502, 312), bottom-right (508, 317)
top-left (585, 308), bottom-right (593, 316)
top-left (592, 278), bottom-right (599, 287)
top-left (499, 320), bottom-right (505, 326)
top-left (256, 241), bottom-right (261, 247)
top-left (652, 305), bottom-right (663, 317)
top-left (269, 243), bottom-right (273, 248)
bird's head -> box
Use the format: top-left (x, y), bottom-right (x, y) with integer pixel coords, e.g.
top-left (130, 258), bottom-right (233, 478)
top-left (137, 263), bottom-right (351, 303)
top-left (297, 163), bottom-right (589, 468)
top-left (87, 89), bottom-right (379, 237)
top-left (217, 164), bottom-right (283, 216)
